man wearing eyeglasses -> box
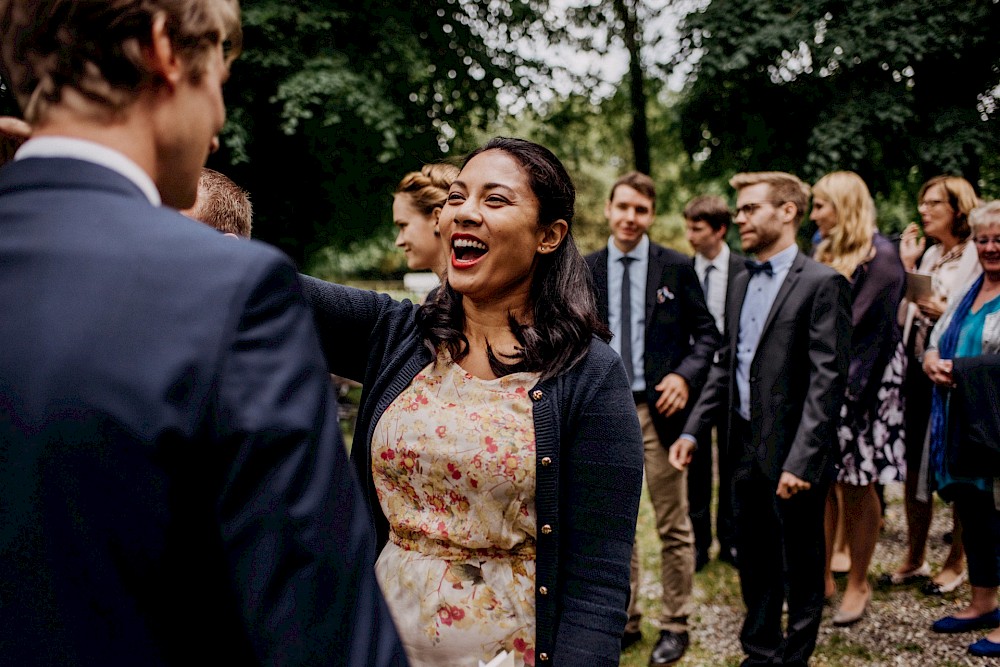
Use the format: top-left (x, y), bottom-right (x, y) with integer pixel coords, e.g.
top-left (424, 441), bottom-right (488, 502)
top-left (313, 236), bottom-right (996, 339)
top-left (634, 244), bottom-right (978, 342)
top-left (670, 172), bottom-right (850, 667)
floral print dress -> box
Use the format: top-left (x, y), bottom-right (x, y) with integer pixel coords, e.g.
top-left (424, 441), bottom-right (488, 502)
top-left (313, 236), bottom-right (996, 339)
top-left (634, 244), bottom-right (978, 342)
top-left (372, 350), bottom-right (539, 667)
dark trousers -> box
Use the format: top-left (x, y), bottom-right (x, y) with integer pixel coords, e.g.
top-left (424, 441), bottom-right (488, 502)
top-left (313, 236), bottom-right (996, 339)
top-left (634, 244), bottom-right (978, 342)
top-left (953, 483), bottom-right (1000, 588)
top-left (731, 414), bottom-right (828, 667)
top-left (689, 415), bottom-right (735, 560)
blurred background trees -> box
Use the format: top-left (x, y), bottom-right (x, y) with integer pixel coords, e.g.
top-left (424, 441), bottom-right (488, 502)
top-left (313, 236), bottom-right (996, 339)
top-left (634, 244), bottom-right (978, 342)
top-left (2, 0), bottom-right (998, 275)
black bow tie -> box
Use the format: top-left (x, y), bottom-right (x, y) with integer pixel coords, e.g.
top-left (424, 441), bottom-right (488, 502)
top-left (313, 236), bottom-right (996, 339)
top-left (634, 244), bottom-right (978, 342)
top-left (745, 259), bottom-right (774, 277)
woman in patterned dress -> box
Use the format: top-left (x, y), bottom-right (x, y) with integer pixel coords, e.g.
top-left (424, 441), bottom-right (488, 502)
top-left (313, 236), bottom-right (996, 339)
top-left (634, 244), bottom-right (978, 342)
top-left (810, 171), bottom-right (906, 625)
top-left (302, 138), bottom-right (644, 667)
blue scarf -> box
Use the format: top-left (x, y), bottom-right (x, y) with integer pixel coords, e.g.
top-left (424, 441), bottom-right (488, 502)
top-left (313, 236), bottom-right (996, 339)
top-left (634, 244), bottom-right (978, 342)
top-left (929, 274), bottom-right (984, 481)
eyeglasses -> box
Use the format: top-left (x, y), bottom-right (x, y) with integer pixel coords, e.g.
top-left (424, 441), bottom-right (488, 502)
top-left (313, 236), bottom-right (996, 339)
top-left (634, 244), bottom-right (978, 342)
top-left (919, 198), bottom-right (950, 209)
top-left (974, 236), bottom-right (1000, 247)
top-left (734, 201), bottom-right (784, 218)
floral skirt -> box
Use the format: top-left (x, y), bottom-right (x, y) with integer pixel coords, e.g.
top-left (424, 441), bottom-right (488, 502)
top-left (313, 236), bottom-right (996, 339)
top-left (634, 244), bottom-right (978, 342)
top-left (376, 538), bottom-right (536, 667)
top-left (836, 342), bottom-right (907, 486)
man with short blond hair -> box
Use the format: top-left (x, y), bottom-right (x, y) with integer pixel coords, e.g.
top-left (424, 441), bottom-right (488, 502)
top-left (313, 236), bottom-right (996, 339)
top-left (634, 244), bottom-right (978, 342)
top-left (671, 171), bottom-right (850, 667)
top-left (184, 167), bottom-right (253, 238)
top-left (0, 1), bottom-right (405, 664)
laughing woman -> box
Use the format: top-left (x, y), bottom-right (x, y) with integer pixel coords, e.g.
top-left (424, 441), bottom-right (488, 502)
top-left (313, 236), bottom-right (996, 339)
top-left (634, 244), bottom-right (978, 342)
top-left (301, 138), bottom-right (643, 667)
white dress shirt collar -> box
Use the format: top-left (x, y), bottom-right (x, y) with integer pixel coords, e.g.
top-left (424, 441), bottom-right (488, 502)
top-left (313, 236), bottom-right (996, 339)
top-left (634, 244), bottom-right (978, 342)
top-left (607, 233), bottom-right (649, 261)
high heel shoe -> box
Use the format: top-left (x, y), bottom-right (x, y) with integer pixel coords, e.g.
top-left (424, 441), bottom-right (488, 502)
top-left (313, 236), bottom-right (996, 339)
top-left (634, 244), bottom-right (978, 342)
top-left (832, 586), bottom-right (870, 627)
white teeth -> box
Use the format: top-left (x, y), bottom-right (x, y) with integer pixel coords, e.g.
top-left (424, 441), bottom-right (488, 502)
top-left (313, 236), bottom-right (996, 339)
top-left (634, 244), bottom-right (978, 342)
top-left (453, 238), bottom-right (487, 251)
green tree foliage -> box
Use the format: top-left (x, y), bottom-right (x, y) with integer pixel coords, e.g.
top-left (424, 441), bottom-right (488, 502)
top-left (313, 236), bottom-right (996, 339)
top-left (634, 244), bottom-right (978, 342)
top-left (675, 0), bottom-right (1000, 210)
top-left (485, 81), bottom-right (697, 255)
top-left (218, 0), bottom-right (552, 265)
top-left (560, 0), bottom-right (680, 176)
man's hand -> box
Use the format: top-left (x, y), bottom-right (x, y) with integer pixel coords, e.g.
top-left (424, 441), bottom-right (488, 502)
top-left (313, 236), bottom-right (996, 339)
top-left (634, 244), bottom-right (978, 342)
top-left (655, 373), bottom-right (689, 417)
top-left (776, 471), bottom-right (811, 499)
top-left (668, 437), bottom-right (696, 471)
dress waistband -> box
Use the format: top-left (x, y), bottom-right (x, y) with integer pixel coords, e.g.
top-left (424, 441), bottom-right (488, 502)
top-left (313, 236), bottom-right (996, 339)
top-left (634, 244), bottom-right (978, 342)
top-left (388, 530), bottom-right (536, 561)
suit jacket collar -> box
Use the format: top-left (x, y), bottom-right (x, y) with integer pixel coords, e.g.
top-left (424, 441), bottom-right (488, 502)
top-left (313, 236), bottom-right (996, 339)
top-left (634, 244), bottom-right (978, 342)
top-left (727, 248), bottom-right (806, 351)
top-left (760, 250), bottom-right (806, 336)
top-left (16, 137), bottom-right (160, 205)
top-left (0, 157), bottom-right (152, 204)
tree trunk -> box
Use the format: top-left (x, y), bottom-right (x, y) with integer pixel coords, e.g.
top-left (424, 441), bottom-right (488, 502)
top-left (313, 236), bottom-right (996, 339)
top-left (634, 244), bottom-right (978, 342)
top-left (613, 0), bottom-right (651, 176)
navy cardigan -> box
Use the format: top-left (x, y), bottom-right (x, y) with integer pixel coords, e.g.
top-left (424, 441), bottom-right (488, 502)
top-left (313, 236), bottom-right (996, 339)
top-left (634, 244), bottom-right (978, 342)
top-left (301, 277), bottom-right (644, 666)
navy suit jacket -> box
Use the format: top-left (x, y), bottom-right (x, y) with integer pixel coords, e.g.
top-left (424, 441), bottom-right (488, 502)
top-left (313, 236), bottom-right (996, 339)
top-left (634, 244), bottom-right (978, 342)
top-left (0, 158), bottom-right (406, 666)
top-left (586, 241), bottom-right (720, 444)
top-left (684, 250), bottom-right (851, 483)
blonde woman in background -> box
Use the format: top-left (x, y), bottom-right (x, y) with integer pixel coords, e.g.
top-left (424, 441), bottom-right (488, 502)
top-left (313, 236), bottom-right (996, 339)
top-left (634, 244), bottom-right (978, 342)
top-left (882, 175), bottom-right (981, 595)
top-left (393, 163), bottom-right (459, 279)
top-left (810, 171), bottom-right (907, 625)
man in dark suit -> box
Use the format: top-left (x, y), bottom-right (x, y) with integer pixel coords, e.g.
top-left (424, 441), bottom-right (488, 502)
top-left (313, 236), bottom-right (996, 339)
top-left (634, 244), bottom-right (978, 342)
top-left (683, 195), bottom-right (746, 571)
top-left (671, 172), bottom-right (850, 667)
top-left (0, 1), bottom-right (406, 665)
top-left (585, 172), bottom-right (719, 666)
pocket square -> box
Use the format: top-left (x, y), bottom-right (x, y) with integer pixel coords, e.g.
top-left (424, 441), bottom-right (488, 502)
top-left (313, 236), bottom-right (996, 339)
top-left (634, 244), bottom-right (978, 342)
top-left (656, 286), bottom-right (675, 303)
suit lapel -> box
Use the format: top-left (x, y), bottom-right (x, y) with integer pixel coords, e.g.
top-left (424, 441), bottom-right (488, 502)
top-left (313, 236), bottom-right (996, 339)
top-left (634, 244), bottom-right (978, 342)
top-left (645, 244), bottom-right (664, 325)
top-left (724, 252), bottom-right (746, 315)
top-left (728, 269), bottom-right (750, 351)
top-left (591, 249), bottom-right (610, 324)
top-left (759, 250), bottom-right (805, 338)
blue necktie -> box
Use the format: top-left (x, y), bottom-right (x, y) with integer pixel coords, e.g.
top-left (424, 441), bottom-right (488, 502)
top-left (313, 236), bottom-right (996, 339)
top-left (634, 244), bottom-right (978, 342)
top-left (620, 256), bottom-right (636, 386)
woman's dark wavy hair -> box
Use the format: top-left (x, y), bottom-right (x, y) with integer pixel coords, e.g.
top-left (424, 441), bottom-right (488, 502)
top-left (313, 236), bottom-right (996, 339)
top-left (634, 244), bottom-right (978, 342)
top-left (416, 137), bottom-right (610, 380)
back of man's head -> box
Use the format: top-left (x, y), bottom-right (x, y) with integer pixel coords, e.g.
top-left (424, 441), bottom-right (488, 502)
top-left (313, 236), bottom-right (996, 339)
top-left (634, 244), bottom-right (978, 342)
top-left (184, 168), bottom-right (252, 238)
top-left (730, 172), bottom-right (811, 224)
top-left (0, 0), bottom-right (242, 123)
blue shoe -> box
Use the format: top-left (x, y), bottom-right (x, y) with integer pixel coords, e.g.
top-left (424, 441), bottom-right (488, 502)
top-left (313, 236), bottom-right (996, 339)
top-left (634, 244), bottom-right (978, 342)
top-left (933, 609), bottom-right (1000, 633)
top-left (969, 638), bottom-right (1000, 657)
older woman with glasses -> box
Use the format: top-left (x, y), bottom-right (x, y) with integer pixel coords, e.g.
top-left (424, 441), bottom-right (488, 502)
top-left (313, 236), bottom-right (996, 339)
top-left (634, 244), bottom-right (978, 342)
top-left (881, 176), bottom-right (982, 596)
top-left (923, 201), bottom-right (1000, 656)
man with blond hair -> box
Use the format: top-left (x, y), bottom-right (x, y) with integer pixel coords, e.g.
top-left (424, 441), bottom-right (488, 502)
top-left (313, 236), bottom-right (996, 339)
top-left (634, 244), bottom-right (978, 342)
top-left (671, 172), bottom-right (850, 667)
top-left (0, 1), bottom-right (406, 664)
top-left (183, 167), bottom-right (254, 238)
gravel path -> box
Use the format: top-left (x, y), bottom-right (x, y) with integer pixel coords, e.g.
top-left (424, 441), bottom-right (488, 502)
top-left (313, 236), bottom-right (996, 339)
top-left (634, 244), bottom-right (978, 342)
top-left (627, 483), bottom-right (1000, 666)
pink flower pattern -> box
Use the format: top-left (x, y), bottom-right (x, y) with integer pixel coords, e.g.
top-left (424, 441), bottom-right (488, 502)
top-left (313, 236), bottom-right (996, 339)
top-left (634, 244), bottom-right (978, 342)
top-left (372, 350), bottom-right (538, 667)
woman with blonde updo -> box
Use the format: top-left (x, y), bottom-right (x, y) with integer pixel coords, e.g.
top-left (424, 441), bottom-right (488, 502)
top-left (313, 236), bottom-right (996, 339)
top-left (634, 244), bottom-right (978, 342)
top-left (810, 171), bottom-right (906, 625)
top-left (393, 163), bottom-right (459, 279)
